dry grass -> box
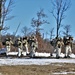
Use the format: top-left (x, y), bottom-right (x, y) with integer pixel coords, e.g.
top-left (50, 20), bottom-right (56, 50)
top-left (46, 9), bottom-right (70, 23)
top-left (0, 63), bottom-right (75, 75)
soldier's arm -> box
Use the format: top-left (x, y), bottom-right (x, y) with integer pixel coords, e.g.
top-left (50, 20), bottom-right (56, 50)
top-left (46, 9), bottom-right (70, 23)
top-left (10, 41), bottom-right (13, 45)
top-left (62, 41), bottom-right (64, 46)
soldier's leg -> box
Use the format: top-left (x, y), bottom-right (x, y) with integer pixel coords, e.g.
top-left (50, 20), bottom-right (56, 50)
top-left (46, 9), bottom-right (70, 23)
top-left (58, 48), bottom-right (61, 57)
top-left (32, 47), bottom-right (35, 57)
top-left (65, 46), bottom-right (68, 58)
top-left (51, 46), bottom-right (56, 56)
top-left (6, 46), bottom-right (8, 57)
top-left (6, 46), bottom-right (10, 57)
top-left (56, 48), bottom-right (61, 58)
top-left (29, 48), bottom-right (33, 57)
top-left (56, 47), bottom-right (59, 58)
top-left (69, 46), bottom-right (72, 54)
top-left (67, 46), bottom-right (72, 57)
top-left (18, 48), bottom-right (21, 57)
top-left (29, 47), bottom-right (35, 58)
top-left (25, 45), bottom-right (29, 55)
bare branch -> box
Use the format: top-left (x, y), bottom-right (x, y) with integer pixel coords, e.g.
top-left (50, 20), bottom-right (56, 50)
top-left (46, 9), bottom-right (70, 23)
top-left (50, 10), bottom-right (57, 20)
top-left (1, 0), bottom-right (14, 27)
top-left (31, 9), bottom-right (49, 34)
top-left (21, 26), bottom-right (31, 36)
top-left (50, 27), bottom-right (55, 40)
top-left (51, 0), bottom-right (71, 37)
top-left (63, 25), bottom-right (71, 36)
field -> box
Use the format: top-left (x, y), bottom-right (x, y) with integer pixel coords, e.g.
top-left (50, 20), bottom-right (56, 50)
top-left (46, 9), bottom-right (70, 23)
top-left (0, 52), bottom-right (75, 75)
top-left (0, 63), bottom-right (75, 75)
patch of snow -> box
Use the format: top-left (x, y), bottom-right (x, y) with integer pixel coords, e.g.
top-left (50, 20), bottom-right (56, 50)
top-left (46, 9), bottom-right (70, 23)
top-left (60, 53), bottom-right (65, 57)
top-left (53, 72), bottom-right (75, 75)
top-left (1, 49), bottom-right (75, 59)
top-left (0, 51), bottom-right (75, 65)
top-left (0, 59), bottom-right (75, 65)
top-left (8, 52), bottom-right (18, 55)
top-left (70, 53), bottom-right (75, 58)
top-left (35, 52), bottom-right (50, 57)
top-left (53, 72), bottom-right (67, 74)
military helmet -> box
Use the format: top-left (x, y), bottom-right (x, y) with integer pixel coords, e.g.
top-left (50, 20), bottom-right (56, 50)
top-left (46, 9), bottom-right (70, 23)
top-left (32, 35), bottom-right (36, 39)
top-left (17, 37), bottom-right (21, 41)
top-left (66, 37), bottom-right (69, 40)
top-left (57, 37), bottom-right (61, 41)
top-left (6, 37), bottom-right (9, 41)
top-left (23, 36), bottom-right (27, 40)
top-left (9, 37), bottom-right (12, 40)
top-left (69, 36), bottom-right (73, 39)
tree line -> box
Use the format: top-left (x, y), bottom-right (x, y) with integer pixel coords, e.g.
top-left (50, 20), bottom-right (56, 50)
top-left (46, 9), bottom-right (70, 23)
top-left (0, 0), bottom-right (73, 45)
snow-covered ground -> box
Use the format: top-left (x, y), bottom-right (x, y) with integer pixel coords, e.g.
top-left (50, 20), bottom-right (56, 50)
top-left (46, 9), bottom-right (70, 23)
top-left (8, 51), bottom-right (75, 58)
top-left (0, 48), bottom-right (75, 65)
top-left (0, 58), bottom-right (75, 66)
top-left (0, 48), bottom-right (75, 58)
top-left (0, 51), bottom-right (75, 65)
top-left (0, 50), bottom-right (75, 75)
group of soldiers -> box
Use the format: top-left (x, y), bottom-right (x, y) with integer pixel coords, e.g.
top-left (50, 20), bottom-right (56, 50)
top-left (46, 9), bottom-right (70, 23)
top-left (5, 35), bottom-right (38, 58)
top-left (4, 35), bottom-right (74, 59)
top-left (50, 36), bottom-right (73, 58)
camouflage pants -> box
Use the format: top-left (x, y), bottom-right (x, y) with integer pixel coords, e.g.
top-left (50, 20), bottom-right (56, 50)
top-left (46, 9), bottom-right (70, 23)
top-left (29, 47), bottom-right (36, 57)
top-left (18, 48), bottom-right (22, 57)
top-left (6, 46), bottom-right (10, 56)
top-left (25, 45), bottom-right (29, 54)
top-left (56, 47), bottom-right (61, 57)
top-left (65, 45), bottom-right (72, 57)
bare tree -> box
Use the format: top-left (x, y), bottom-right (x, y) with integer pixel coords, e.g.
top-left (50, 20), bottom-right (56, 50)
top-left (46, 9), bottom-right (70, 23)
top-left (31, 9), bottom-right (49, 35)
top-left (0, 0), bottom-right (14, 41)
top-left (0, 0), bottom-right (2, 23)
top-left (51, 0), bottom-right (71, 38)
top-left (21, 26), bottom-right (31, 36)
top-left (49, 27), bottom-right (55, 41)
top-left (63, 25), bottom-right (71, 37)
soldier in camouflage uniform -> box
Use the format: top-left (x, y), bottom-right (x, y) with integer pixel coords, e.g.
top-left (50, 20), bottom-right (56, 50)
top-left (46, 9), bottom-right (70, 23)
top-left (22, 36), bottom-right (29, 55)
top-left (56, 37), bottom-right (64, 58)
top-left (64, 36), bottom-right (73, 58)
top-left (29, 35), bottom-right (38, 57)
top-left (50, 37), bottom-right (57, 56)
top-left (5, 37), bottom-right (13, 57)
top-left (17, 37), bottom-right (23, 58)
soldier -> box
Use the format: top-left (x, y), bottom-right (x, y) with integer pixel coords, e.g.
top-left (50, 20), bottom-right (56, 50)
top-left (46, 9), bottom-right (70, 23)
top-left (5, 37), bottom-right (13, 57)
top-left (50, 37), bottom-right (57, 56)
top-left (22, 36), bottom-right (29, 55)
top-left (29, 35), bottom-right (38, 58)
top-left (56, 37), bottom-right (64, 58)
top-left (17, 37), bottom-right (23, 58)
top-left (64, 36), bottom-right (73, 58)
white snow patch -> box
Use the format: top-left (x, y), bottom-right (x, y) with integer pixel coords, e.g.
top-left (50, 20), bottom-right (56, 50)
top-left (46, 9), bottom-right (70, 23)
top-left (8, 52), bottom-right (18, 55)
top-left (53, 72), bottom-right (75, 75)
top-left (0, 59), bottom-right (75, 66)
top-left (35, 52), bottom-right (50, 57)
top-left (70, 53), bottom-right (75, 58)
top-left (1, 51), bottom-right (75, 59)
top-left (0, 51), bottom-right (75, 65)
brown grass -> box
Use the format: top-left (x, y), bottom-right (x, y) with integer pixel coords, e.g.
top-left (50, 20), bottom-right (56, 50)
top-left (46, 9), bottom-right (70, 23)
top-left (0, 63), bottom-right (75, 75)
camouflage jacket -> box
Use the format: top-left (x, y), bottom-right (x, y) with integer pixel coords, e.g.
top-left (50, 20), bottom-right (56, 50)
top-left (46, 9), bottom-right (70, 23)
top-left (56, 41), bottom-right (64, 48)
top-left (22, 39), bottom-right (28, 46)
top-left (6, 40), bottom-right (13, 46)
top-left (17, 40), bottom-right (23, 48)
